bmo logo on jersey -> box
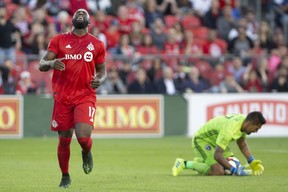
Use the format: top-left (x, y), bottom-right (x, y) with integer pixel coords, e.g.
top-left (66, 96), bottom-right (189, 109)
top-left (64, 52), bottom-right (93, 62)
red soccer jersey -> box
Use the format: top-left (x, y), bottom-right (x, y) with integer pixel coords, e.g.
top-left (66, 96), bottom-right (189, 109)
top-left (47, 32), bottom-right (105, 104)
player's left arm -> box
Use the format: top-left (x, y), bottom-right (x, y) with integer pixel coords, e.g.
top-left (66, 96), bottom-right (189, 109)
top-left (236, 137), bottom-right (252, 159)
top-left (90, 62), bottom-right (107, 89)
top-left (237, 137), bottom-right (264, 175)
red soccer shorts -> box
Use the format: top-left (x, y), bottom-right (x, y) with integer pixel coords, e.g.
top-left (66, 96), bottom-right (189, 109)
top-left (51, 100), bottom-right (96, 131)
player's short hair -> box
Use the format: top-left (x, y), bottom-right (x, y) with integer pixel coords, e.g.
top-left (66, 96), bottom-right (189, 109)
top-left (245, 111), bottom-right (266, 125)
top-left (73, 8), bottom-right (90, 20)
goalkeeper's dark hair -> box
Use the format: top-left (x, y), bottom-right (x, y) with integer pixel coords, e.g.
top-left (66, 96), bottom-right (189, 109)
top-left (245, 111), bottom-right (266, 125)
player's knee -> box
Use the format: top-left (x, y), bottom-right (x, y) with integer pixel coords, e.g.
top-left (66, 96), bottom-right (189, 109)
top-left (209, 164), bottom-right (225, 176)
top-left (75, 123), bottom-right (93, 138)
top-left (58, 137), bottom-right (72, 148)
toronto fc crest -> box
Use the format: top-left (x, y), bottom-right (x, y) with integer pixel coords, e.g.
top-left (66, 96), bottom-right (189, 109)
top-left (87, 42), bottom-right (94, 51)
top-left (51, 120), bottom-right (58, 128)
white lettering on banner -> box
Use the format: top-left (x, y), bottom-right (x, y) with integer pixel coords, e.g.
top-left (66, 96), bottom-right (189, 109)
top-left (226, 104), bottom-right (240, 114)
top-left (276, 104), bottom-right (286, 123)
top-left (223, 103), bottom-right (262, 115)
top-left (207, 100), bottom-right (288, 126)
top-left (185, 94), bottom-right (288, 137)
top-left (262, 103), bottom-right (274, 122)
top-left (213, 106), bottom-right (224, 117)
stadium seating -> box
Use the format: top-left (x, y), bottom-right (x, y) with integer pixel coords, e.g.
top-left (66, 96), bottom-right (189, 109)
top-left (27, 61), bottom-right (46, 91)
top-left (191, 27), bottom-right (210, 40)
top-left (0, 1), bottom-right (283, 95)
top-left (195, 60), bottom-right (213, 80)
top-left (181, 15), bottom-right (201, 29)
top-left (164, 15), bottom-right (179, 28)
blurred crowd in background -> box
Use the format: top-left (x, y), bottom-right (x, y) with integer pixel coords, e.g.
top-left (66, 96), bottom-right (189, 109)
top-left (1, 0), bottom-right (288, 95)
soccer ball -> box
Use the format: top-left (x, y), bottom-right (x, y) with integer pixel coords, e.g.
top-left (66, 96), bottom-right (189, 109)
top-left (224, 156), bottom-right (241, 175)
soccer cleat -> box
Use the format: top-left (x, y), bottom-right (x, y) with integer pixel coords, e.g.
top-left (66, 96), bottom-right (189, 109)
top-left (172, 158), bottom-right (185, 176)
top-left (59, 175), bottom-right (71, 188)
top-left (82, 151), bottom-right (93, 174)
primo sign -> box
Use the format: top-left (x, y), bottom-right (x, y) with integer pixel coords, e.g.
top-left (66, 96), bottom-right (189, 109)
top-left (92, 95), bottom-right (163, 138)
top-left (0, 96), bottom-right (23, 138)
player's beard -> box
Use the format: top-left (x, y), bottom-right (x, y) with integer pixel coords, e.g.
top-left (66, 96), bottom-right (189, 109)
top-left (72, 18), bottom-right (89, 29)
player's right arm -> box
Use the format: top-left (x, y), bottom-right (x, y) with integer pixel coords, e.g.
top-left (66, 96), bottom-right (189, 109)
top-left (214, 145), bottom-right (247, 176)
top-left (39, 50), bottom-right (65, 72)
top-left (214, 145), bottom-right (232, 170)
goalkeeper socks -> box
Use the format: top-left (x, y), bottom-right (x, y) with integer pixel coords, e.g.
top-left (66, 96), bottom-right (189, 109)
top-left (185, 161), bottom-right (193, 169)
top-left (77, 137), bottom-right (92, 153)
top-left (58, 137), bottom-right (72, 174)
top-left (185, 161), bottom-right (210, 175)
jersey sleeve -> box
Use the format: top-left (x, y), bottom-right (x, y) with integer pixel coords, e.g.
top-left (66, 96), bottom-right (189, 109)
top-left (94, 41), bottom-right (105, 64)
top-left (216, 115), bottom-right (245, 150)
top-left (47, 35), bottom-right (60, 55)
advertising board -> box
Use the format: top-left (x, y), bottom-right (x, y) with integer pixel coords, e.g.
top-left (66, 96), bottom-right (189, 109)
top-left (184, 94), bottom-right (288, 137)
top-left (0, 95), bottom-right (23, 139)
top-left (92, 95), bottom-right (164, 138)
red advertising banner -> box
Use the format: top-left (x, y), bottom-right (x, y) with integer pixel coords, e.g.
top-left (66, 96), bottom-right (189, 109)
top-left (92, 95), bottom-right (163, 137)
top-left (207, 100), bottom-right (288, 126)
top-left (0, 96), bottom-right (23, 138)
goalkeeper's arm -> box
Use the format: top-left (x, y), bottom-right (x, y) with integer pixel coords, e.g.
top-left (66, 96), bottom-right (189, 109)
top-left (247, 155), bottom-right (264, 175)
top-left (236, 137), bottom-right (253, 161)
top-left (237, 137), bottom-right (264, 175)
top-left (214, 145), bottom-right (249, 176)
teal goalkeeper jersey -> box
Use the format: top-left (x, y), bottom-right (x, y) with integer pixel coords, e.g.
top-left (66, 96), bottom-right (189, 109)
top-left (194, 114), bottom-right (247, 150)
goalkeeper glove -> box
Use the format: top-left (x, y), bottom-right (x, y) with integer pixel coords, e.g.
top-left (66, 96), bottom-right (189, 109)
top-left (230, 165), bottom-right (249, 176)
top-left (248, 156), bottom-right (264, 176)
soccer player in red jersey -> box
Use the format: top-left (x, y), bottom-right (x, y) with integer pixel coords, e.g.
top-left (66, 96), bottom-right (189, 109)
top-left (39, 9), bottom-right (106, 188)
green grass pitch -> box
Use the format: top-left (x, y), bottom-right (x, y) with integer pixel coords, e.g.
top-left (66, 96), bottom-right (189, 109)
top-left (0, 137), bottom-right (287, 192)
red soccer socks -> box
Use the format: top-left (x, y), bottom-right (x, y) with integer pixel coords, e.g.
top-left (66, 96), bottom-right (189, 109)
top-left (57, 137), bottom-right (72, 174)
top-left (77, 137), bottom-right (92, 153)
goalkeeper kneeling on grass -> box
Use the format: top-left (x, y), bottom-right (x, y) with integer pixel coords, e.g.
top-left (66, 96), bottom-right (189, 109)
top-left (172, 111), bottom-right (266, 176)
